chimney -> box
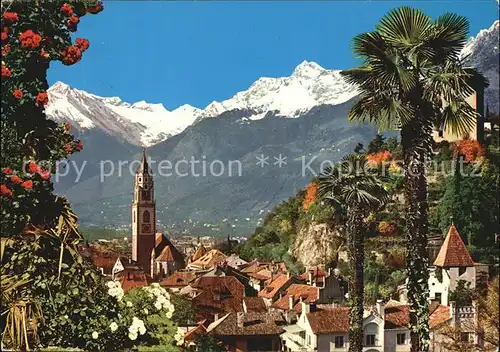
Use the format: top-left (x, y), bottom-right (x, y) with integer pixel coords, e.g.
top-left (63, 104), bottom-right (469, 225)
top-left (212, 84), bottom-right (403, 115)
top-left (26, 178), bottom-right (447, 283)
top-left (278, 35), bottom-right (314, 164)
top-left (450, 301), bottom-right (456, 324)
top-left (214, 313), bottom-right (219, 321)
top-left (127, 271), bottom-right (131, 280)
top-left (376, 299), bottom-right (385, 317)
top-left (301, 301), bottom-right (310, 315)
top-left (333, 301), bottom-right (338, 308)
top-left (310, 302), bottom-right (317, 313)
top-left (237, 312), bottom-right (244, 328)
top-left (328, 267), bottom-right (332, 277)
top-left (308, 271), bottom-right (313, 285)
top-left (289, 295), bottom-right (294, 310)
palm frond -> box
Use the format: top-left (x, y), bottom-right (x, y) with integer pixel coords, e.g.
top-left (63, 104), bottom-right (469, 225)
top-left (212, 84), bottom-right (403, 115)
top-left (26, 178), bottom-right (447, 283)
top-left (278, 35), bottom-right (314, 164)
top-left (376, 7), bottom-right (432, 48)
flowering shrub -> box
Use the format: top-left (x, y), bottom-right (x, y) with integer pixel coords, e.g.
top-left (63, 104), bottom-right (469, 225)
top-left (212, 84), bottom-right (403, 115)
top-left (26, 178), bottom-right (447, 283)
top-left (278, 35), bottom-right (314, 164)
top-left (302, 182), bottom-right (317, 211)
top-left (454, 138), bottom-right (486, 162)
top-left (366, 150), bottom-right (392, 165)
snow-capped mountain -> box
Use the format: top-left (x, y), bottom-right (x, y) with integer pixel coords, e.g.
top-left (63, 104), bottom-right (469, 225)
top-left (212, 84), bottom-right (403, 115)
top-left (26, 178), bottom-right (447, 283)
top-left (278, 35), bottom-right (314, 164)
top-left (47, 82), bottom-right (202, 146)
top-left (199, 60), bottom-right (358, 121)
top-left (461, 20), bottom-right (499, 113)
top-left (46, 60), bottom-right (358, 146)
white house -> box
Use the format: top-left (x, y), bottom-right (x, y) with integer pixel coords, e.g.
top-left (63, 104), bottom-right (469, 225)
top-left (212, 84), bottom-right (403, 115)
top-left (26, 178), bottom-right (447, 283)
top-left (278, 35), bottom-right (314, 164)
top-left (280, 300), bottom-right (410, 352)
top-left (400, 224), bottom-right (489, 306)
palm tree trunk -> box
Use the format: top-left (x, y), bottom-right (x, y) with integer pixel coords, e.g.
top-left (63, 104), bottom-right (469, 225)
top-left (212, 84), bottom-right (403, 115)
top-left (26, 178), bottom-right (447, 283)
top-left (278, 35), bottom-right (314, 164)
top-left (402, 120), bottom-right (431, 352)
top-left (347, 210), bottom-right (364, 352)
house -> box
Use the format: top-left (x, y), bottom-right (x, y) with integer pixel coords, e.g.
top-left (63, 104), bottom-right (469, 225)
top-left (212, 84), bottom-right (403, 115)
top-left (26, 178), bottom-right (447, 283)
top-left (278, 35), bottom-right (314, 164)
top-left (281, 300), bottom-right (458, 352)
top-left (298, 266), bottom-right (348, 304)
top-left (432, 86), bottom-right (487, 144)
top-left (187, 249), bottom-right (227, 271)
top-left (272, 284), bottom-right (320, 314)
top-left (160, 271), bottom-right (200, 293)
top-left (258, 273), bottom-right (296, 305)
top-left (207, 311), bottom-right (285, 352)
top-left (80, 243), bottom-right (128, 278)
top-left (187, 276), bottom-right (245, 322)
top-left (189, 243), bottom-right (208, 263)
top-left (151, 232), bottom-right (185, 279)
top-left (400, 224), bottom-right (489, 306)
top-left (226, 254), bottom-right (248, 270)
top-left (243, 297), bottom-right (268, 313)
top-left (116, 265), bottom-right (152, 292)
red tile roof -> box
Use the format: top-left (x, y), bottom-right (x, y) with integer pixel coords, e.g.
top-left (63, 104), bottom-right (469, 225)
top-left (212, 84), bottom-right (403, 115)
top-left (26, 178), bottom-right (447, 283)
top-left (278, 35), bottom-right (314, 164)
top-left (384, 305), bottom-right (410, 329)
top-left (160, 271), bottom-right (199, 288)
top-left (258, 274), bottom-right (291, 299)
top-left (210, 311), bottom-right (285, 336)
top-left (243, 297), bottom-right (268, 312)
top-left (154, 233), bottom-right (185, 265)
top-left (184, 321), bottom-right (207, 342)
top-left (307, 308), bottom-right (349, 334)
top-left (191, 244), bottom-right (208, 262)
top-left (429, 305), bottom-right (451, 329)
top-left (298, 266), bottom-right (327, 282)
top-left (117, 267), bottom-right (152, 292)
top-left (433, 225), bottom-right (474, 267)
top-left (189, 249), bottom-right (227, 270)
top-left (191, 276), bottom-right (245, 318)
top-left (271, 284), bottom-right (319, 313)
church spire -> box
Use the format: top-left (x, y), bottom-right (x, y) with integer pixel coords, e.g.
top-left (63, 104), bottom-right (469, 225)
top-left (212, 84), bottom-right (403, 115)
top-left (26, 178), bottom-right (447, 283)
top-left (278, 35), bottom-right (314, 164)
top-left (137, 148), bottom-right (150, 174)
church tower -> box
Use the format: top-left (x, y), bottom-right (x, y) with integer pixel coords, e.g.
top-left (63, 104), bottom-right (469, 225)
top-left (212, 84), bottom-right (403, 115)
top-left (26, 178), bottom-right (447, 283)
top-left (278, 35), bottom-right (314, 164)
top-left (132, 149), bottom-right (156, 273)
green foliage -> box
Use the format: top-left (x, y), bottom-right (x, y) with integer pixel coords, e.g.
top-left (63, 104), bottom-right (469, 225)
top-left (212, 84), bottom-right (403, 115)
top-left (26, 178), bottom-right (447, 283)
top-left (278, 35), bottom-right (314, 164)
top-left (170, 294), bottom-right (195, 327)
top-left (187, 334), bottom-right (226, 352)
top-left (431, 164), bottom-right (498, 253)
top-left (449, 280), bottom-right (476, 306)
top-left (367, 134), bottom-right (386, 154)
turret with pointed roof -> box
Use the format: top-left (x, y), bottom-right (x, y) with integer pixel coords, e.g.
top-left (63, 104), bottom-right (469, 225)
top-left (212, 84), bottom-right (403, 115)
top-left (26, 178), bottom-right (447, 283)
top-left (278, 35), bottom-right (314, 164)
top-left (433, 224), bottom-right (474, 267)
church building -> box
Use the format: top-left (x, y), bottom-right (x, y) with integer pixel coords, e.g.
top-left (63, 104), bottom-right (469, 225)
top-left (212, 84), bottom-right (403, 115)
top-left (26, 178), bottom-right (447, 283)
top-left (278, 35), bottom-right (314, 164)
top-left (131, 150), bottom-right (185, 279)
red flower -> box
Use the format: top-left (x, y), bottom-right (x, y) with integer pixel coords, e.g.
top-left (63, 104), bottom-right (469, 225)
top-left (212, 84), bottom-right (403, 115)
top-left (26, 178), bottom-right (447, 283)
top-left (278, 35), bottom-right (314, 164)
top-left (75, 140), bottom-right (83, 151)
top-left (87, 2), bottom-right (104, 14)
top-left (69, 16), bottom-right (80, 24)
top-left (64, 144), bottom-right (72, 153)
top-left (2, 65), bottom-right (11, 78)
top-left (27, 162), bottom-right (39, 174)
top-left (19, 30), bottom-right (42, 49)
top-left (39, 169), bottom-right (51, 180)
top-left (75, 38), bottom-right (90, 52)
top-left (36, 92), bottom-right (49, 106)
top-left (2, 168), bottom-right (13, 175)
top-left (40, 49), bottom-right (49, 59)
top-left (61, 45), bottom-right (82, 65)
top-left (13, 89), bottom-right (23, 99)
top-left (60, 3), bottom-right (74, 16)
top-left (3, 12), bottom-right (19, 23)
top-left (64, 123), bottom-right (71, 131)
top-left (1, 32), bottom-right (7, 41)
top-left (0, 184), bottom-right (13, 197)
top-left (2, 44), bottom-right (11, 56)
top-left (2, 27), bottom-right (7, 33)
top-left (21, 180), bottom-right (33, 190)
top-left (10, 175), bottom-right (22, 184)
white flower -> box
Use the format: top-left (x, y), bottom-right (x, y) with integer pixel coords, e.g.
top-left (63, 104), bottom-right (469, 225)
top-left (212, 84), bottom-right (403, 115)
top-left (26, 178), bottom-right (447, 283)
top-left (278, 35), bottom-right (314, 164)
top-left (128, 332), bottom-right (138, 341)
top-left (154, 301), bottom-right (162, 311)
top-left (151, 283), bottom-right (160, 288)
top-left (106, 281), bottom-right (116, 289)
top-left (138, 325), bottom-right (146, 335)
top-left (166, 311), bottom-right (173, 319)
top-left (92, 331), bottom-right (99, 339)
top-left (64, 315), bottom-right (68, 319)
top-left (126, 301), bottom-right (133, 307)
top-left (143, 308), bottom-right (149, 315)
top-left (109, 322), bottom-right (118, 332)
top-left (157, 295), bottom-right (167, 304)
top-left (168, 304), bottom-right (175, 313)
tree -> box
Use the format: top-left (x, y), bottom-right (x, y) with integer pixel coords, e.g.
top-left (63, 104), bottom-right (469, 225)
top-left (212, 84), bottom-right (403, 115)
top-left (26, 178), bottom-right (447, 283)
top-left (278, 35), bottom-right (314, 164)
top-left (318, 154), bottom-right (389, 352)
top-left (340, 7), bottom-right (487, 351)
top-left (367, 134), bottom-right (386, 153)
top-left (170, 294), bottom-right (195, 327)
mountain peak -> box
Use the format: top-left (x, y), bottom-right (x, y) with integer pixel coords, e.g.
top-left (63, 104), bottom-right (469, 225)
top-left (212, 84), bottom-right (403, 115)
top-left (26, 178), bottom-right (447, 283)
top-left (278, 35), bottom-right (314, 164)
top-left (49, 81), bottom-right (71, 93)
top-left (292, 60), bottom-right (325, 78)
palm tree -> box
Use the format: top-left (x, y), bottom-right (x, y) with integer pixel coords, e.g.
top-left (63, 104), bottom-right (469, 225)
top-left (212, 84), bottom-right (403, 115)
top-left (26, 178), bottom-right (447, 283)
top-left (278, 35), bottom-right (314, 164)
top-left (340, 7), bottom-right (487, 351)
top-left (318, 154), bottom-right (388, 352)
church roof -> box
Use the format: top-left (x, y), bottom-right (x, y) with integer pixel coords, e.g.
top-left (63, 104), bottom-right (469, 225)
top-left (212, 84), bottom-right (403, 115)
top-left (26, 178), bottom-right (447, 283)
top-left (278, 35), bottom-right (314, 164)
top-left (433, 224), bottom-right (474, 267)
top-left (191, 244), bottom-right (208, 262)
top-left (154, 232), bottom-right (184, 264)
top-left (189, 249), bottom-right (227, 270)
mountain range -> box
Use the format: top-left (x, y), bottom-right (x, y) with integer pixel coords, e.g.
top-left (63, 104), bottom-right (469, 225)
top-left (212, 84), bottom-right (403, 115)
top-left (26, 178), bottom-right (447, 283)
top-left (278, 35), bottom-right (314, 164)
top-left (48, 21), bottom-right (499, 236)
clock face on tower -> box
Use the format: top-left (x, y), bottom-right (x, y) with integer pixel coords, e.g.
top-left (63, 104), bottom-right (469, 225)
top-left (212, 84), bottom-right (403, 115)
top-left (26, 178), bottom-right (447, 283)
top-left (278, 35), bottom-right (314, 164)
top-left (142, 224), bottom-right (151, 233)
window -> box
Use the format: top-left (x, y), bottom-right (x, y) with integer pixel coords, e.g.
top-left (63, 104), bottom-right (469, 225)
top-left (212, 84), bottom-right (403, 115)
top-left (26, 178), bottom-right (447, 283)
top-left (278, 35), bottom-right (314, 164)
top-left (365, 334), bottom-right (376, 347)
top-left (299, 331), bottom-right (306, 341)
top-left (397, 333), bottom-right (406, 345)
top-left (435, 293), bottom-right (442, 302)
top-left (334, 336), bottom-right (344, 348)
top-left (143, 210), bottom-right (150, 223)
top-left (142, 190), bottom-right (150, 200)
top-left (461, 332), bottom-right (474, 343)
top-left (459, 267), bottom-right (466, 276)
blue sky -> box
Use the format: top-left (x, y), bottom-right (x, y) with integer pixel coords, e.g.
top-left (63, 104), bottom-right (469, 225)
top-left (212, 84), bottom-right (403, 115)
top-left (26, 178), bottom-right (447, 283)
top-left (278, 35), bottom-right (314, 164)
top-left (48, 0), bottom-right (499, 110)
